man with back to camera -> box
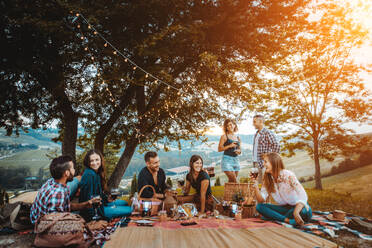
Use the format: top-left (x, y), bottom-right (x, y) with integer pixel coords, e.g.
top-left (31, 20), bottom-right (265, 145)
top-left (30, 155), bottom-right (100, 224)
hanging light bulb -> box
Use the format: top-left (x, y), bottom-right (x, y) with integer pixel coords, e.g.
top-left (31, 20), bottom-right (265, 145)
top-left (113, 51), bottom-right (117, 55)
top-left (133, 66), bottom-right (137, 70)
top-left (91, 56), bottom-right (94, 60)
top-left (154, 80), bottom-right (158, 83)
top-left (77, 24), bottom-right (81, 28)
top-left (145, 74), bottom-right (149, 78)
top-left (94, 31), bottom-right (97, 35)
top-left (104, 43), bottom-right (108, 47)
top-left (76, 13), bottom-right (80, 17)
top-left (80, 36), bottom-right (84, 40)
top-left (88, 25), bottom-right (91, 29)
top-left (84, 47), bottom-right (88, 51)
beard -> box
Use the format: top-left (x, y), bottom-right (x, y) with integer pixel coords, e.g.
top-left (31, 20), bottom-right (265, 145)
top-left (66, 173), bottom-right (74, 183)
top-left (149, 166), bottom-right (159, 173)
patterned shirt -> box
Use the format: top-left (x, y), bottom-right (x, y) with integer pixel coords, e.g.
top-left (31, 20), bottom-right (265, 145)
top-left (254, 127), bottom-right (280, 168)
top-left (30, 178), bottom-right (71, 224)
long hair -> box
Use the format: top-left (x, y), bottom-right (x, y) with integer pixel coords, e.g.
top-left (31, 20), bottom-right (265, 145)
top-left (223, 119), bottom-right (238, 134)
top-left (83, 149), bottom-right (108, 193)
top-left (263, 152), bottom-right (285, 195)
top-left (188, 155), bottom-right (203, 182)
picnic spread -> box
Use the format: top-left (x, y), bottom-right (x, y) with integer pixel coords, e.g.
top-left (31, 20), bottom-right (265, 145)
top-left (2, 181), bottom-right (372, 247)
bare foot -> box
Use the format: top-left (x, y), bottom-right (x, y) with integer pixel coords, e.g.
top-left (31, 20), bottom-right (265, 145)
top-left (294, 212), bottom-right (304, 226)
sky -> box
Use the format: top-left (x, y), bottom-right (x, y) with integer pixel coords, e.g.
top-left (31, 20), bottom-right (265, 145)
top-left (208, 0), bottom-right (372, 135)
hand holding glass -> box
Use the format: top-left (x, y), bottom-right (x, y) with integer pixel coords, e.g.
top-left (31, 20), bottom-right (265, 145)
top-left (91, 195), bottom-right (101, 220)
top-left (250, 168), bottom-right (259, 179)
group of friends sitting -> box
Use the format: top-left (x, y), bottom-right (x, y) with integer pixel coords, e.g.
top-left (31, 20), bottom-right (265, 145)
top-left (30, 147), bottom-right (312, 228)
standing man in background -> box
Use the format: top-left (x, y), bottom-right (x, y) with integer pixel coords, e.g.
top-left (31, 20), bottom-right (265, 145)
top-left (252, 114), bottom-right (280, 183)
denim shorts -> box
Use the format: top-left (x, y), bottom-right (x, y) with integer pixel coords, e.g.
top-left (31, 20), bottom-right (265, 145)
top-left (221, 155), bottom-right (240, 172)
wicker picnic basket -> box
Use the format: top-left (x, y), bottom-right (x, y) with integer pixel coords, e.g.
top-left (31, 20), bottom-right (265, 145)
top-left (223, 182), bottom-right (254, 201)
top-left (242, 205), bottom-right (257, 218)
top-left (138, 185), bottom-right (162, 216)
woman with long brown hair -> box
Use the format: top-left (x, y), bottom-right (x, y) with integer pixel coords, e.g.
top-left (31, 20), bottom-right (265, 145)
top-left (218, 119), bottom-right (241, 183)
top-left (251, 152), bottom-right (312, 226)
top-left (182, 155), bottom-right (214, 214)
top-left (79, 149), bottom-right (132, 221)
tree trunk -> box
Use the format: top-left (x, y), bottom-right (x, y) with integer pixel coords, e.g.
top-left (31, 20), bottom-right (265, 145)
top-left (313, 138), bottom-right (323, 190)
top-left (61, 112), bottom-right (78, 162)
top-left (94, 86), bottom-right (136, 153)
top-left (108, 137), bottom-right (139, 189)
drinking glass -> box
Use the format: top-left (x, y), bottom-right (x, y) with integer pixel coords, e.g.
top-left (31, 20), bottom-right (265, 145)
top-left (110, 188), bottom-right (120, 208)
top-left (250, 168), bottom-right (259, 179)
top-left (142, 201), bottom-right (152, 217)
top-left (177, 178), bottom-right (185, 194)
top-left (231, 203), bottom-right (238, 215)
top-left (91, 194), bottom-right (101, 220)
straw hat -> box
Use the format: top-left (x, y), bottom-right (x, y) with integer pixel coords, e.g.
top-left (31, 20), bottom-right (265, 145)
top-left (326, 210), bottom-right (347, 222)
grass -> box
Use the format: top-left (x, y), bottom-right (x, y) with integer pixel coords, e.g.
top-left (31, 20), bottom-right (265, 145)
top-left (306, 188), bottom-right (372, 219)
top-left (303, 164), bottom-right (372, 199)
top-left (0, 149), bottom-right (51, 174)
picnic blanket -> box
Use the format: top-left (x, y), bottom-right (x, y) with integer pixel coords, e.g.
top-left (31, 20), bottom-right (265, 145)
top-left (104, 226), bottom-right (336, 248)
top-left (275, 211), bottom-right (372, 241)
top-left (128, 216), bottom-right (280, 229)
top-left (103, 217), bottom-right (336, 248)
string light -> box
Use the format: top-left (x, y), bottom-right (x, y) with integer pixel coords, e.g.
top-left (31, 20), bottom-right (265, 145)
top-left (113, 51), bottom-right (117, 55)
top-left (104, 43), bottom-right (108, 47)
top-left (133, 66), bottom-right (137, 70)
top-left (80, 36), bottom-right (84, 40)
top-left (74, 13), bottom-right (179, 91)
top-left (145, 74), bottom-right (149, 78)
top-left (88, 25), bottom-right (91, 29)
top-left (77, 24), bottom-right (81, 28)
top-left (84, 47), bottom-right (88, 51)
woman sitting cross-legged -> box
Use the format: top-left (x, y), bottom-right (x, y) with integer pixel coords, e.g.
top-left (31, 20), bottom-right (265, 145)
top-left (252, 152), bottom-right (312, 226)
top-left (180, 155), bottom-right (214, 214)
top-left (79, 149), bottom-right (132, 221)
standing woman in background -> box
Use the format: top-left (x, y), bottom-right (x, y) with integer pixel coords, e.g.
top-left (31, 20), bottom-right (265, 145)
top-left (218, 119), bottom-right (241, 183)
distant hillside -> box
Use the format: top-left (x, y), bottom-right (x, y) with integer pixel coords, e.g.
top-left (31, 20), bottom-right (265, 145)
top-left (0, 128), bottom-right (257, 180)
top-left (303, 164), bottom-right (372, 199)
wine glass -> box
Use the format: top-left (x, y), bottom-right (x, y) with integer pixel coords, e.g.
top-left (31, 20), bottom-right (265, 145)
top-left (110, 188), bottom-right (120, 208)
top-left (231, 203), bottom-right (238, 215)
top-left (177, 178), bottom-right (185, 194)
top-left (91, 194), bottom-right (101, 220)
top-left (142, 201), bottom-right (152, 217)
top-left (250, 168), bottom-right (259, 179)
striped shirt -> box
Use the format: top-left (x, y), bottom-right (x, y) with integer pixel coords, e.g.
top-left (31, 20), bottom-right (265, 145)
top-left (30, 178), bottom-right (71, 224)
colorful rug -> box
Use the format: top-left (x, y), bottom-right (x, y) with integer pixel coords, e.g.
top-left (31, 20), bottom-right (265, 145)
top-left (275, 211), bottom-right (372, 241)
top-left (128, 216), bottom-right (280, 229)
top-left (86, 217), bottom-right (130, 246)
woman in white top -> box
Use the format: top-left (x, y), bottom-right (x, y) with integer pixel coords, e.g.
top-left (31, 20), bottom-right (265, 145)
top-left (251, 152), bottom-right (312, 226)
